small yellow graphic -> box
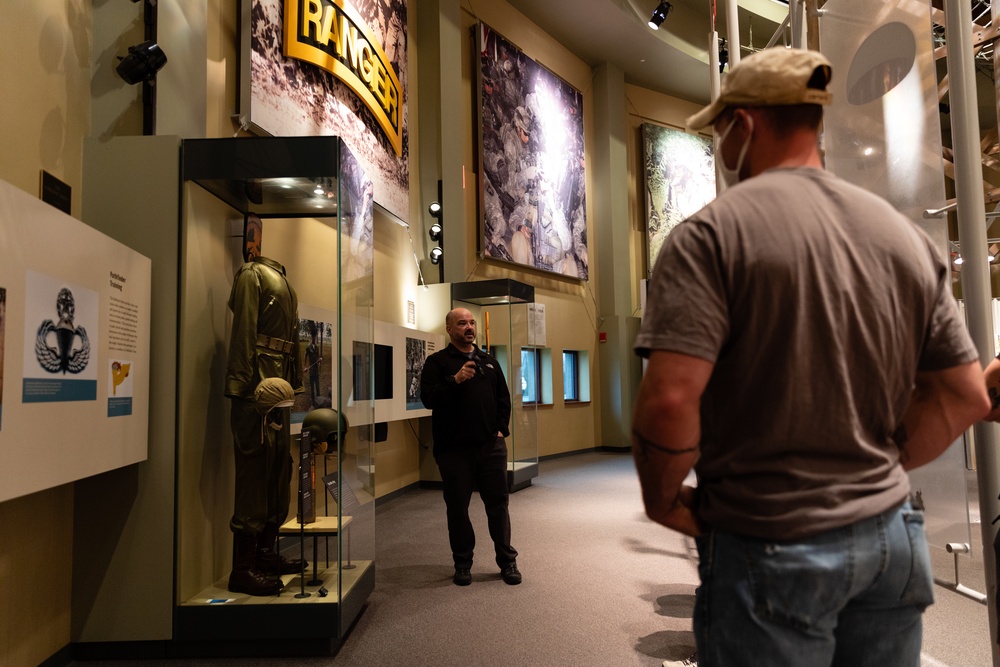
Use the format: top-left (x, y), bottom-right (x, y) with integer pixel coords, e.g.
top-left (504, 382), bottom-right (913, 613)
top-left (111, 361), bottom-right (131, 396)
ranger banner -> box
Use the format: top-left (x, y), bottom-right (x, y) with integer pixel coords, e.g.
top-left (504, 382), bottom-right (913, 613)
top-left (284, 0), bottom-right (403, 156)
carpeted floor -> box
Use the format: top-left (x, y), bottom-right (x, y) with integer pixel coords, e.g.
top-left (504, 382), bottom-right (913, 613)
top-left (74, 451), bottom-right (993, 666)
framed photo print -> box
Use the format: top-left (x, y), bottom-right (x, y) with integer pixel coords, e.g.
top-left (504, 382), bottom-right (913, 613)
top-left (477, 23), bottom-right (588, 280)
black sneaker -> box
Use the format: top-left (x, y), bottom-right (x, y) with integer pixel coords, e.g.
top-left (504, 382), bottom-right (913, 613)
top-left (501, 563), bottom-right (521, 585)
top-left (453, 568), bottom-right (472, 586)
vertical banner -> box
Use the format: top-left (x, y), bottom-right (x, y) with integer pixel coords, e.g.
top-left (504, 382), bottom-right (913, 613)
top-left (820, 0), bottom-right (947, 247)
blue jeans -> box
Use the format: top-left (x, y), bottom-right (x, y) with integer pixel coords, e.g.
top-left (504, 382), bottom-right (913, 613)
top-left (693, 502), bottom-right (933, 667)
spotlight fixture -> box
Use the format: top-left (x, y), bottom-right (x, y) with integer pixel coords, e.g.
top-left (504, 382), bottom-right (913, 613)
top-left (428, 201), bottom-right (442, 217)
top-left (647, 1), bottom-right (672, 30)
top-left (429, 222), bottom-right (442, 242)
top-left (116, 41), bottom-right (168, 85)
top-left (430, 246), bottom-right (444, 265)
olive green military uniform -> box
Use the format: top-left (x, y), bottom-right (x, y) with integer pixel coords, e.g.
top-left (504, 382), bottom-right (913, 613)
top-left (225, 256), bottom-right (303, 536)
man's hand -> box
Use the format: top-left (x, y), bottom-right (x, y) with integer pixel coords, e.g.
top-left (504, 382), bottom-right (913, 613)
top-left (454, 361), bottom-right (476, 384)
top-left (652, 485), bottom-right (702, 537)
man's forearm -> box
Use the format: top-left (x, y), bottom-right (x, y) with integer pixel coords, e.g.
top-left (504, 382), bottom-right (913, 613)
top-left (896, 362), bottom-right (989, 470)
top-left (631, 395), bottom-right (700, 532)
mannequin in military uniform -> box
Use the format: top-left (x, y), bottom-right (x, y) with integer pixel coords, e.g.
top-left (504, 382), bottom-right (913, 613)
top-left (225, 256), bottom-right (305, 595)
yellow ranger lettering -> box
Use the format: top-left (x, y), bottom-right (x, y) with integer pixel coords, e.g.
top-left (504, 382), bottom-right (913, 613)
top-left (284, 0), bottom-right (403, 156)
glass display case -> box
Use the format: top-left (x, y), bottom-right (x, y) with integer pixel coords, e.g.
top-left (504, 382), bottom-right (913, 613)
top-left (173, 136), bottom-right (375, 648)
top-left (452, 279), bottom-right (538, 491)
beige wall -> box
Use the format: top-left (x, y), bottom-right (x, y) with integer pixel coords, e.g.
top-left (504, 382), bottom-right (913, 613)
top-left (0, 2), bottom-right (91, 218)
top-left (0, 4), bottom-right (91, 666)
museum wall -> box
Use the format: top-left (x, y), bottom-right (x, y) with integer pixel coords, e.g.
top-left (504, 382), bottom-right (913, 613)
top-left (0, 4), bottom-right (90, 666)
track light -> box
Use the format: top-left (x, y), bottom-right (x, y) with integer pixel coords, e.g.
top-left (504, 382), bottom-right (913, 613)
top-left (116, 41), bottom-right (168, 84)
top-left (428, 201), bottom-right (442, 217)
top-left (647, 1), bottom-right (672, 30)
top-left (429, 222), bottom-right (442, 242)
top-left (430, 246), bottom-right (444, 264)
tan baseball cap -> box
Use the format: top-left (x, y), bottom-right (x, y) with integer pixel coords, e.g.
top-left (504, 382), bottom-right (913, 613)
top-left (686, 47), bottom-right (833, 131)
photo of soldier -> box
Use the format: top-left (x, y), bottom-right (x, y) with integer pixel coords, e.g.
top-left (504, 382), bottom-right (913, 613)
top-left (478, 23), bottom-right (588, 279)
top-left (641, 123), bottom-right (716, 272)
top-left (294, 319), bottom-right (333, 414)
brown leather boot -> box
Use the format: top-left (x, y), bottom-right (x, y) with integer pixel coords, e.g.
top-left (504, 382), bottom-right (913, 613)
top-left (256, 522), bottom-right (307, 576)
top-left (228, 533), bottom-right (282, 596)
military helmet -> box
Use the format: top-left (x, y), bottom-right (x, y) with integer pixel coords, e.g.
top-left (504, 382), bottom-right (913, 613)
top-left (302, 408), bottom-right (349, 455)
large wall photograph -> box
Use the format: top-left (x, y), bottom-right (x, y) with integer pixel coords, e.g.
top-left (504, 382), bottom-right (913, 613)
top-left (478, 23), bottom-right (588, 280)
top-left (642, 124), bottom-right (715, 273)
top-left (245, 0), bottom-right (409, 222)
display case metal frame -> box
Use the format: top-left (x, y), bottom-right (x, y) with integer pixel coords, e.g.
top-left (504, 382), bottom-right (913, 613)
top-left (452, 279), bottom-right (539, 491)
top-left (173, 136), bottom-right (375, 651)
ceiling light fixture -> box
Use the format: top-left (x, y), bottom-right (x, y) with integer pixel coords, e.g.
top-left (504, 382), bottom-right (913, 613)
top-left (648, 1), bottom-right (672, 30)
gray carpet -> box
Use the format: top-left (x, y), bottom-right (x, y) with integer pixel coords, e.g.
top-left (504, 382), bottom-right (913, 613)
top-left (74, 451), bottom-right (993, 666)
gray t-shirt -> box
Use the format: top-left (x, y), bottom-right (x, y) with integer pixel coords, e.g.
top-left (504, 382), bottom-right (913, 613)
top-left (635, 167), bottom-right (978, 540)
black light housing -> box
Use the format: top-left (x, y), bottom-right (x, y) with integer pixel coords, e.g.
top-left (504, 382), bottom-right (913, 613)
top-left (428, 201), bottom-right (442, 217)
top-left (430, 246), bottom-right (444, 265)
top-left (719, 38), bottom-right (729, 73)
top-left (429, 222), bottom-right (442, 242)
top-left (116, 41), bottom-right (168, 85)
top-left (647, 1), bottom-right (672, 30)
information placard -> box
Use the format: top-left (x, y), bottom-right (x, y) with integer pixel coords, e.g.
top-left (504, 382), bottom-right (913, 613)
top-left (0, 179), bottom-right (151, 502)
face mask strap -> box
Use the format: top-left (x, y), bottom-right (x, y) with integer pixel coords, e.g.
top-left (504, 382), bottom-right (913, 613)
top-left (717, 114), bottom-right (753, 187)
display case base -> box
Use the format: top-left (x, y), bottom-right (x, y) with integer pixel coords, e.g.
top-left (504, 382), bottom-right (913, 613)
top-left (174, 560), bottom-right (374, 645)
top-left (509, 461), bottom-right (538, 492)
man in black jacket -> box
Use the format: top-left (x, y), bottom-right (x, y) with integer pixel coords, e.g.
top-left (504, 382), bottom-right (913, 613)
top-left (420, 307), bottom-right (520, 586)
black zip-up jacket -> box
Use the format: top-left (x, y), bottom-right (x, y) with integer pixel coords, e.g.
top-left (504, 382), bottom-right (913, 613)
top-left (419, 343), bottom-right (511, 455)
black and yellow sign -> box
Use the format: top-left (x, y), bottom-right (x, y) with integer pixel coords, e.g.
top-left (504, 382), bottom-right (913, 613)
top-left (284, 0), bottom-right (403, 157)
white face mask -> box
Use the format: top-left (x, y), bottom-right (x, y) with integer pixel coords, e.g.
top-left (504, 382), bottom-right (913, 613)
top-left (717, 116), bottom-right (753, 188)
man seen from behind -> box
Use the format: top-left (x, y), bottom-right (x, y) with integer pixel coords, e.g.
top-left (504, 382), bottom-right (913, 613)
top-left (632, 47), bottom-right (989, 667)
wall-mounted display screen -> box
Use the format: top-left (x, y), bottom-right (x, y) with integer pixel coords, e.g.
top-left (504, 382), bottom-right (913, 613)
top-left (353, 341), bottom-right (393, 401)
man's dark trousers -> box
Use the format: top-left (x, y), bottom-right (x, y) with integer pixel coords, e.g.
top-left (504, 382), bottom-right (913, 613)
top-left (435, 435), bottom-right (517, 570)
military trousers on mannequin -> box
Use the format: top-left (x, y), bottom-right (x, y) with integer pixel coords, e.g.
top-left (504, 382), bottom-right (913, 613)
top-left (229, 399), bottom-right (293, 535)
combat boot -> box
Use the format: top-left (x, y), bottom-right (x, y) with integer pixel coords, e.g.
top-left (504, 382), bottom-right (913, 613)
top-left (256, 522), bottom-right (307, 576)
top-left (228, 533), bottom-right (282, 596)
